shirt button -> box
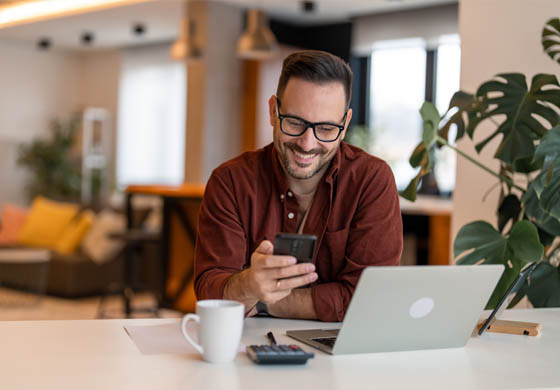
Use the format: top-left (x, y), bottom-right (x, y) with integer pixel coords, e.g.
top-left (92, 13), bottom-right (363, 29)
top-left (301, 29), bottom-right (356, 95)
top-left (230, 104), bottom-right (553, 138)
top-left (280, 194), bottom-right (285, 200)
top-left (288, 212), bottom-right (294, 219)
top-left (287, 191), bottom-right (293, 197)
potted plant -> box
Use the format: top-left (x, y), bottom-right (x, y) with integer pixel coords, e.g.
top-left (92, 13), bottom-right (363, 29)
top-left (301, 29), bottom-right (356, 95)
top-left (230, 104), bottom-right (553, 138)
top-left (400, 18), bottom-right (560, 309)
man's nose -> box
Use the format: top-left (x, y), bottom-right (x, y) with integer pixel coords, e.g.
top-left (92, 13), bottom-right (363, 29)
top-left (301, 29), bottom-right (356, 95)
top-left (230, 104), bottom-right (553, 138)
top-left (297, 126), bottom-right (318, 151)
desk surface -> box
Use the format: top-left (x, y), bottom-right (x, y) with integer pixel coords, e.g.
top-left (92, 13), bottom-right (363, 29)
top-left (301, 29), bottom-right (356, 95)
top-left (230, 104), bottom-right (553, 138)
top-left (1, 309), bottom-right (558, 390)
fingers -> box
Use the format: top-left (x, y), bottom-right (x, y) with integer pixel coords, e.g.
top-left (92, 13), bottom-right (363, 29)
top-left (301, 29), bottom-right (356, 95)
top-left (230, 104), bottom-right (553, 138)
top-left (254, 240), bottom-right (274, 255)
top-left (271, 263), bottom-right (315, 280)
top-left (275, 271), bottom-right (318, 291)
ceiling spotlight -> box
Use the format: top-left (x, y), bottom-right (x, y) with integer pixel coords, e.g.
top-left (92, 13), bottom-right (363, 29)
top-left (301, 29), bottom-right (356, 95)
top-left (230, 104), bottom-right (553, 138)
top-left (301, 1), bottom-right (315, 13)
top-left (133, 23), bottom-right (146, 36)
top-left (237, 9), bottom-right (278, 60)
top-left (81, 31), bottom-right (94, 45)
top-left (37, 37), bottom-right (51, 50)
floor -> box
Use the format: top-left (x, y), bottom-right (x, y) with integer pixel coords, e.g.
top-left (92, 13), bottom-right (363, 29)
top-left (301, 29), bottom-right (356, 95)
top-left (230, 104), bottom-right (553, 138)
top-left (0, 287), bottom-right (183, 321)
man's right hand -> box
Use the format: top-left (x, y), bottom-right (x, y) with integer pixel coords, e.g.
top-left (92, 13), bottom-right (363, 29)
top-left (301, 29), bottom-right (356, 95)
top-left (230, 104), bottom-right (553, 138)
top-left (223, 240), bottom-right (318, 307)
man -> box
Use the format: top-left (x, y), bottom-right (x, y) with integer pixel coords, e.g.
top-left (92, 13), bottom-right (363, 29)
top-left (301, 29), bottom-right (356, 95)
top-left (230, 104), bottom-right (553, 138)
top-left (194, 50), bottom-right (402, 322)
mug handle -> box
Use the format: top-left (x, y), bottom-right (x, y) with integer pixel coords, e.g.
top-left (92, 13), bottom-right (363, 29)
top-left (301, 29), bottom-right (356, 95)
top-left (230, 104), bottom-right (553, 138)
top-left (181, 314), bottom-right (203, 354)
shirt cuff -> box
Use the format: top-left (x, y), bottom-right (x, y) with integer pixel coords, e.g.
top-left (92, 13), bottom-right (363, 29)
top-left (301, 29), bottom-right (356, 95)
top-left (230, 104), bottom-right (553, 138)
top-left (311, 282), bottom-right (347, 322)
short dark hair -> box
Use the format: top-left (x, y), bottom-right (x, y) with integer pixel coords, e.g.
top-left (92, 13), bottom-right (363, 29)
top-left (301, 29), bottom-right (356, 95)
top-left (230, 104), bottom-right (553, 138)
top-left (276, 50), bottom-right (353, 108)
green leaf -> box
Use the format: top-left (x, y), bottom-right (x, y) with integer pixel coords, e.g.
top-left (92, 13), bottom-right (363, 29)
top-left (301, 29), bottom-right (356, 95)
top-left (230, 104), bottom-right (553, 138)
top-left (472, 73), bottom-right (560, 165)
top-left (454, 221), bottom-right (506, 261)
top-left (528, 157), bottom-right (560, 220)
top-left (400, 102), bottom-right (442, 202)
top-left (526, 262), bottom-right (560, 307)
top-left (542, 18), bottom-right (560, 65)
top-left (512, 155), bottom-right (544, 173)
top-left (523, 183), bottom-right (560, 236)
top-left (439, 91), bottom-right (476, 141)
top-left (399, 168), bottom-right (426, 201)
top-left (454, 220), bottom-right (543, 309)
top-left (497, 194), bottom-right (521, 233)
top-left (409, 142), bottom-right (425, 168)
top-left (507, 220), bottom-right (544, 262)
top-left (534, 126), bottom-right (560, 162)
top-left (420, 101), bottom-right (440, 149)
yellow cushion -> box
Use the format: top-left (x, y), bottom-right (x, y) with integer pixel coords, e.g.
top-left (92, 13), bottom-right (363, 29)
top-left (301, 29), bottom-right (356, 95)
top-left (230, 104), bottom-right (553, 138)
top-left (54, 210), bottom-right (95, 254)
top-left (17, 197), bottom-right (79, 249)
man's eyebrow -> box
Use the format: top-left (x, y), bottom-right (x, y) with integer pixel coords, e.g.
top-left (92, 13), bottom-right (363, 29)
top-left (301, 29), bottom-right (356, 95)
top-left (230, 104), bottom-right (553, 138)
top-left (281, 110), bottom-right (346, 125)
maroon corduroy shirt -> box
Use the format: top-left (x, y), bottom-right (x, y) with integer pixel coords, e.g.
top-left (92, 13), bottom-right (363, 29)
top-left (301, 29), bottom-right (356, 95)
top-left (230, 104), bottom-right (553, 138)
top-left (194, 142), bottom-right (403, 322)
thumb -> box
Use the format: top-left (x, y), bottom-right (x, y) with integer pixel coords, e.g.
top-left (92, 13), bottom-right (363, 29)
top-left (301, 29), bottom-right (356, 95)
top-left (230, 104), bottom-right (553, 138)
top-left (255, 240), bottom-right (274, 255)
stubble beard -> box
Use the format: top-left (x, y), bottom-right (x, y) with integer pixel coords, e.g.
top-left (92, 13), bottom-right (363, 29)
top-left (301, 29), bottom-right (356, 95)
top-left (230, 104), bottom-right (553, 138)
top-left (275, 136), bottom-right (337, 180)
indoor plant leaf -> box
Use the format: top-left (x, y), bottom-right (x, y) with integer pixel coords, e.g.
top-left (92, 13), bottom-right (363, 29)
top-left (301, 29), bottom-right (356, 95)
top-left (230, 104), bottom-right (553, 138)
top-left (526, 262), bottom-right (560, 307)
top-left (533, 126), bottom-right (560, 162)
top-left (439, 91), bottom-right (476, 141)
top-left (399, 102), bottom-right (441, 201)
top-left (497, 194), bottom-right (521, 233)
top-left (542, 18), bottom-right (560, 64)
top-left (471, 73), bottom-right (560, 165)
top-left (455, 220), bottom-right (543, 309)
top-left (522, 183), bottom-right (560, 236)
top-left (454, 221), bottom-right (506, 263)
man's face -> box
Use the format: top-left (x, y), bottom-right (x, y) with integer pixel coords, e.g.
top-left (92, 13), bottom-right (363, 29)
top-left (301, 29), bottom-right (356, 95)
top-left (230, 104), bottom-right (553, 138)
top-left (269, 78), bottom-right (352, 181)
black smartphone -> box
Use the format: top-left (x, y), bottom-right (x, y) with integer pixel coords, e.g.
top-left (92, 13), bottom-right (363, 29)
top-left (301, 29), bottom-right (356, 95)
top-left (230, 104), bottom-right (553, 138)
top-left (273, 233), bottom-right (317, 263)
top-left (478, 262), bottom-right (537, 336)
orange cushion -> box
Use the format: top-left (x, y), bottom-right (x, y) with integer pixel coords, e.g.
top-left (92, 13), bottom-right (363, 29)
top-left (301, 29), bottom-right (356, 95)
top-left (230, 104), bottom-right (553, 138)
top-left (17, 197), bottom-right (79, 249)
top-left (0, 204), bottom-right (29, 245)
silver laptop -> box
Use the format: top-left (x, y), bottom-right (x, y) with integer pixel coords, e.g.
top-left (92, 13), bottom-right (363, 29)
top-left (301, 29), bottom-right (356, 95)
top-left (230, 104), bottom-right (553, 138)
top-left (287, 265), bottom-right (504, 355)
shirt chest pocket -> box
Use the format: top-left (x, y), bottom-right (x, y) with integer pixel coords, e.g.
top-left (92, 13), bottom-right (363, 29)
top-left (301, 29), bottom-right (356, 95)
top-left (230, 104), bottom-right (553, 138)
top-left (318, 228), bottom-right (349, 279)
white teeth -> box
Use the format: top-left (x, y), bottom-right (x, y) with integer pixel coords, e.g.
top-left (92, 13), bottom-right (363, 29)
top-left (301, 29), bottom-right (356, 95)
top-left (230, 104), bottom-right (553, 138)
top-left (293, 150), bottom-right (315, 160)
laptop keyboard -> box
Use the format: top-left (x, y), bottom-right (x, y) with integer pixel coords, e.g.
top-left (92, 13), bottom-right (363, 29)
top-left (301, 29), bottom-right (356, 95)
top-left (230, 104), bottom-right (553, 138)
top-left (311, 336), bottom-right (337, 348)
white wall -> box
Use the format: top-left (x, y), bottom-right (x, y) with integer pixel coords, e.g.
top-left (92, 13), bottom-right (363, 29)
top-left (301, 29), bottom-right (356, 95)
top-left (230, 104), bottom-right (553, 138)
top-left (0, 39), bottom-right (121, 206)
top-left (0, 40), bottom-right (81, 205)
top-left (453, 0), bottom-right (559, 258)
top-left (77, 50), bottom-right (121, 189)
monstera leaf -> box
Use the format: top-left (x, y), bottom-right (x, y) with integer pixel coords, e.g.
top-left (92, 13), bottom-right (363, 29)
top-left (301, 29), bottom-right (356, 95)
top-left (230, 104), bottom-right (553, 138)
top-left (399, 102), bottom-right (441, 201)
top-left (526, 262), bottom-right (560, 307)
top-left (531, 126), bottom-right (560, 221)
top-left (542, 18), bottom-right (560, 64)
top-left (472, 73), bottom-right (560, 165)
top-left (454, 220), bottom-right (544, 309)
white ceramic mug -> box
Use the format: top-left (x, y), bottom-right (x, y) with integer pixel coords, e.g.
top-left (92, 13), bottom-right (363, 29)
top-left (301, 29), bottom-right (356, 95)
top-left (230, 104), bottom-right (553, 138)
top-left (181, 299), bottom-right (244, 363)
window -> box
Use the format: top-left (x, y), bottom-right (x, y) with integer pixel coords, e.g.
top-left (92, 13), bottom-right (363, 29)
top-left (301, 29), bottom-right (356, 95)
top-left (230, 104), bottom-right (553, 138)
top-left (116, 45), bottom-right (186, 188)
top-left (368, 35), bottom-right (461, 194)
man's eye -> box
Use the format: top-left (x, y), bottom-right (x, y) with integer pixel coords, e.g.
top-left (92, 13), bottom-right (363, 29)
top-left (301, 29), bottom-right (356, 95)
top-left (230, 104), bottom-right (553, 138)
top-left (317, 125), bottom-right (338, 132)
top-left (286, 118), bottom-right (305, 127)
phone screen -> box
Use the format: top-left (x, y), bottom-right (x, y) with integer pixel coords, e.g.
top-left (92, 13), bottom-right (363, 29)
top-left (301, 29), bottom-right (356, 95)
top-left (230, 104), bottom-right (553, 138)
top-left (273, 233), bottom-right (317, 263)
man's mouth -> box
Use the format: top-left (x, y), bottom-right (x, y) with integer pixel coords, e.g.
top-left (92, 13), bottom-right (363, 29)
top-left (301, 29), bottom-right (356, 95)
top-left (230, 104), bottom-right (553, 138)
top-left (292, 149), bottom-right (316, 161)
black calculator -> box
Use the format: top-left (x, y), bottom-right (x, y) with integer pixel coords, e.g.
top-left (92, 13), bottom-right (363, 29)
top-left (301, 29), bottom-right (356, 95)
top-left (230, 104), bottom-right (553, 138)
top-left (246, 344), bottom-right (314, 365)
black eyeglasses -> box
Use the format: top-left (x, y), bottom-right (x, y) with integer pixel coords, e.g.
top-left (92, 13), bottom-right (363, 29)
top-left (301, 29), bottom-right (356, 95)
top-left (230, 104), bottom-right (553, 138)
top-left (276, 97), bottom-right (347, 143)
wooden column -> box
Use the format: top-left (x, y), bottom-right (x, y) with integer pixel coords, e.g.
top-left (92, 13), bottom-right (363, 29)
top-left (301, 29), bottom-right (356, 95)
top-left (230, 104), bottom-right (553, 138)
top-left (241, 60), bottom-right (259, 152)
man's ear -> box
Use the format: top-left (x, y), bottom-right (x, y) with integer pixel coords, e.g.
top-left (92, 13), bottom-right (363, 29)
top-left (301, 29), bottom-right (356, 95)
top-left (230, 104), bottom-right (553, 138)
top-left (341, 108), bottom-right (353, 138)
top-left (345, 108), bottom-right (353, 129)
top-left (268, 95), bottom-right (277, 127)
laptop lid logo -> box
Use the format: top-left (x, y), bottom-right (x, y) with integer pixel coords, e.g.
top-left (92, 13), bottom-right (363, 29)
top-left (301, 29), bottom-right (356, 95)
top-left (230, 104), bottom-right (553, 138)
top-left (409, 297), bottom-right (435, 319)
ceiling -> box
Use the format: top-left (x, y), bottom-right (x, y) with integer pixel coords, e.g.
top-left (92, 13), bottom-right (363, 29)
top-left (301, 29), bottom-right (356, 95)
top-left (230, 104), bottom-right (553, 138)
top-left (0, 0), bottom-right (457, 50)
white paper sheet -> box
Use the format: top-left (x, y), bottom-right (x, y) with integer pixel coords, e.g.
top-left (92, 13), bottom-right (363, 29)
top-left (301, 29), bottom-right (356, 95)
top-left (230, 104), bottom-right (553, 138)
top-left (124, 321), bottom-right (245, 355)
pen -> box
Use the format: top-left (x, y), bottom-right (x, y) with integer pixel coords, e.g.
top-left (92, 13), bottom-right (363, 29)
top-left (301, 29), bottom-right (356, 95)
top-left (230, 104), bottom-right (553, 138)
top-left (267, 331), bottom-right (277, 345)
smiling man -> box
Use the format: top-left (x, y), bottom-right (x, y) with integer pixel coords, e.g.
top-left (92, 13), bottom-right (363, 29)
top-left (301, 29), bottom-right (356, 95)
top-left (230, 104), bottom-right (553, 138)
top-left (194, 50), bottom-right (403, 322)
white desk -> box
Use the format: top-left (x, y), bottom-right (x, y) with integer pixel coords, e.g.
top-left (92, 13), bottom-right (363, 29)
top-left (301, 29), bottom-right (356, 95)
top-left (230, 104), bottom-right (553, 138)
top-left (2, 309), bottom-right (559, 390)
